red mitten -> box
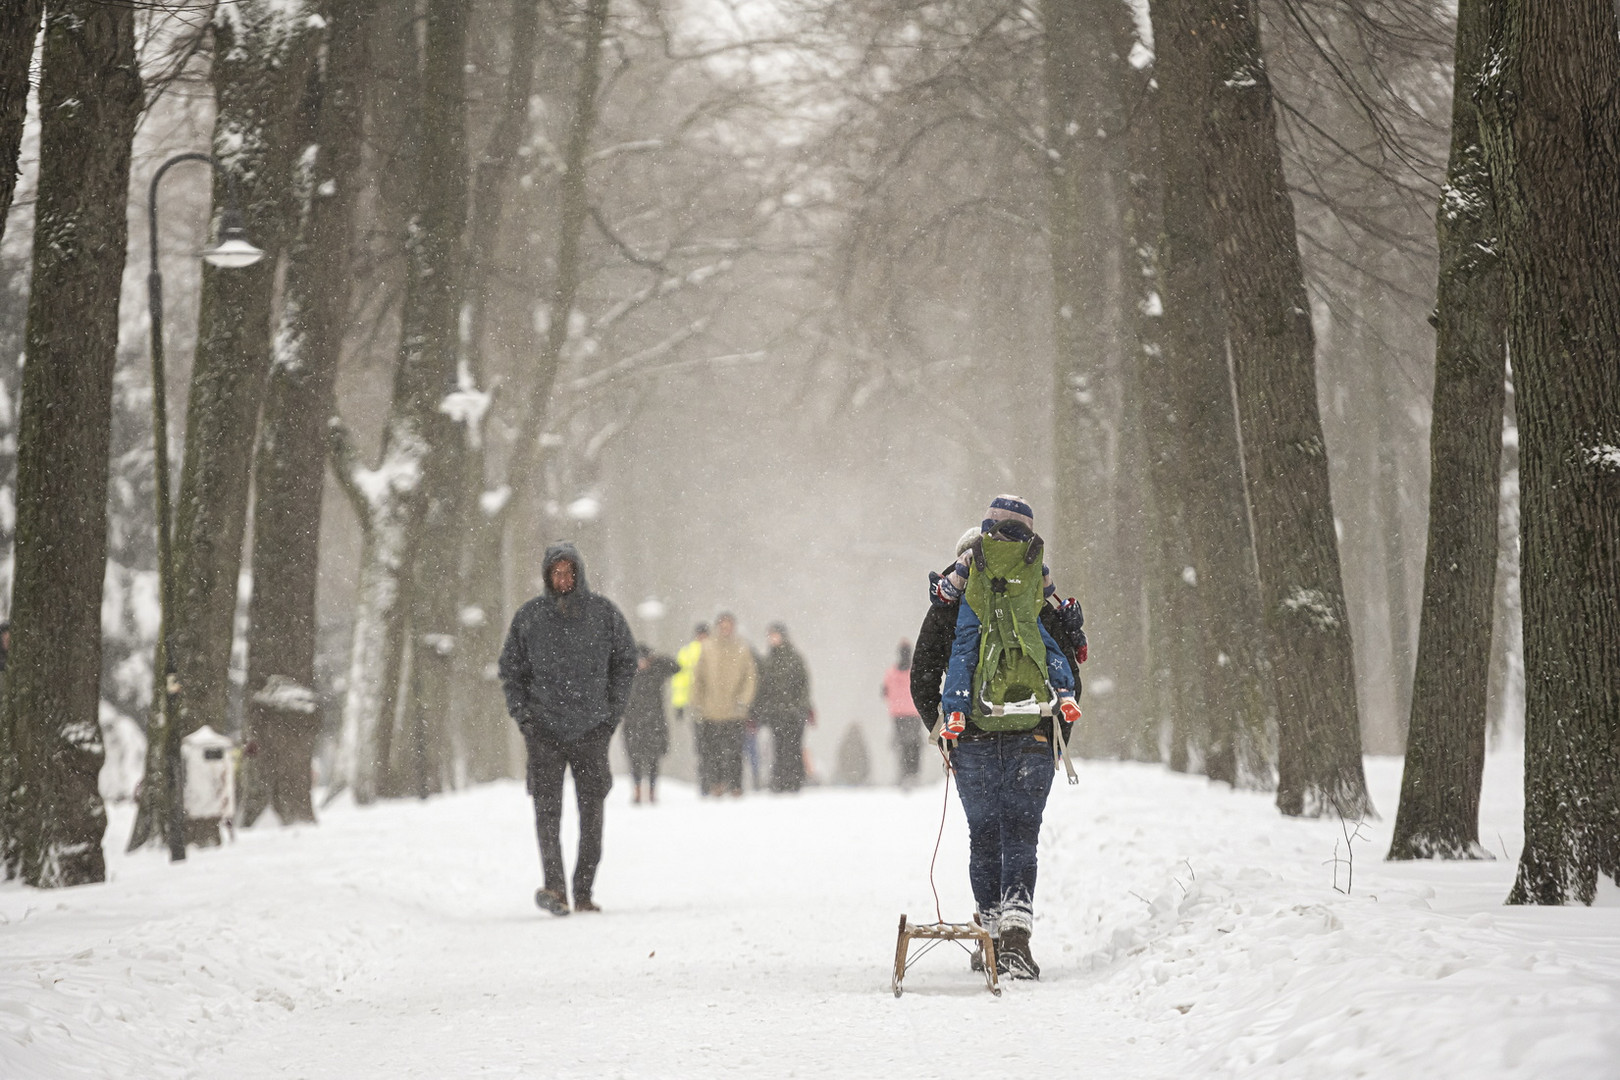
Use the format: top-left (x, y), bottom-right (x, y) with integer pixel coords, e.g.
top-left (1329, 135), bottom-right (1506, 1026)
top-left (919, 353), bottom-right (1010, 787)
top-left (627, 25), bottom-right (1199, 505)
top-left (942, 711), bottom-right (967, 741)
top-left (1058, 698), bottom-right (1082, 726)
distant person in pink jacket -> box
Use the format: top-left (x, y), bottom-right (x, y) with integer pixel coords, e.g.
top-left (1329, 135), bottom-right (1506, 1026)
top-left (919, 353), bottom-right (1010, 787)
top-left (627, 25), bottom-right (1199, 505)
top-left (883, 640), bottom-right (925, 789)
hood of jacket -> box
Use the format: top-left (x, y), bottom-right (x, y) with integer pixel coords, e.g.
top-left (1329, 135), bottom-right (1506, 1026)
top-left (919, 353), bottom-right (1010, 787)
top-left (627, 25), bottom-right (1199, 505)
top-left (543, 542), bottom-right (591, 597)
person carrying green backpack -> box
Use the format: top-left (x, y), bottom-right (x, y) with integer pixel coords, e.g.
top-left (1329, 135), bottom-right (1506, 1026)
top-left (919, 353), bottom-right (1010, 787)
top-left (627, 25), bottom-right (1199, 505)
top-left (935, 494), bottom-right (1081, 980)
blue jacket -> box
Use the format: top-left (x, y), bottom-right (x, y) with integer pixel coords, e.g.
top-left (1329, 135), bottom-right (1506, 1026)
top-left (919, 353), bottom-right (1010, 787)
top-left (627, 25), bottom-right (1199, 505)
top-left (941, 600), bottom-right (1074, 718)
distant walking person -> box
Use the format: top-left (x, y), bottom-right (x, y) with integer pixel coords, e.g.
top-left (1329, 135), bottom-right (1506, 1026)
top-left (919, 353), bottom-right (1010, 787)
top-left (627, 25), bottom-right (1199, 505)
top-left (671, 622), bottom-right (708, 787)
top-left (670, 623), bottom-right (707, 723)
top-left (883, 640), bottom-right (924, 789)
top-left (498, 543), bottom-right (636, 916)
top-left (691, 612), bottom-right (757, 797)
top-left (754, 622), bottom-right (813, 793)
top-left (624, 645), bottom-right (680, 804)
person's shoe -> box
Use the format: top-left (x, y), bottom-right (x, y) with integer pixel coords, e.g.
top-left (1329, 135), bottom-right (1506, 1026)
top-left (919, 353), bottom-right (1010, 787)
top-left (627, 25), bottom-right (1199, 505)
top-left (574, 897), bottom-right (602, 913)
top-left (996, 928), bottom-right (1040, 980)
top-left (648, 784), bottom-right (657, 804)
top-left (632, 784), bottom-right (643, 805)
top-left (534, 888), bottom-right (571, 916)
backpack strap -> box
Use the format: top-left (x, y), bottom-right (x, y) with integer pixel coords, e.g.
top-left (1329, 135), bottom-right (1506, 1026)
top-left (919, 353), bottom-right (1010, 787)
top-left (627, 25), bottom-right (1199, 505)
top-left (1023, 532), bottom-right (1043, 568)
top-left (1051, 711), bottom-right (1079, 785)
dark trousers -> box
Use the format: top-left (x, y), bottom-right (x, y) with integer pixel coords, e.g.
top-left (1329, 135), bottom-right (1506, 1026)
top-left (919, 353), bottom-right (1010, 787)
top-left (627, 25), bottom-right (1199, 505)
top-left (526, 724), bottom-right (614, 901)
top-left (698, 720), bottom-right (745, 793)
top-left (769, 719), bottom-right (806, 791)
top-left (951, 733), bottom-right (1054, 934)
top-left (893, 715), bottom-right (923, 781)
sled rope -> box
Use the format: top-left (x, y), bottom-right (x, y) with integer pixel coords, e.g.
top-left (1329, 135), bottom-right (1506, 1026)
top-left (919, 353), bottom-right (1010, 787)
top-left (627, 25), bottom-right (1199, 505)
top-left (928, 743), bottom-right (954, 924)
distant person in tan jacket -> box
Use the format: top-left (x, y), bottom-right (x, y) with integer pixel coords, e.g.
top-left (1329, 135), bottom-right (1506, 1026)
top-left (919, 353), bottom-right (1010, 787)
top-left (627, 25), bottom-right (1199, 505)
top-left (691, 612), bottom-right (758, 797)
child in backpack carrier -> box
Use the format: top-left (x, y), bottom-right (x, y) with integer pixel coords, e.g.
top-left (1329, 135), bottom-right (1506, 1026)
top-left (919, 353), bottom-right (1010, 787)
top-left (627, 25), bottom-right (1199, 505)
top-left (934, 495), bottom-right (1081, 740)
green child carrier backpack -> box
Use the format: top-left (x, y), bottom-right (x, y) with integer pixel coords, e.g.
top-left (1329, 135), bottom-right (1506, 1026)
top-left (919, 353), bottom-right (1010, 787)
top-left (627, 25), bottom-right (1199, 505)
top-left (963, 526), bottom-right (1057, 732)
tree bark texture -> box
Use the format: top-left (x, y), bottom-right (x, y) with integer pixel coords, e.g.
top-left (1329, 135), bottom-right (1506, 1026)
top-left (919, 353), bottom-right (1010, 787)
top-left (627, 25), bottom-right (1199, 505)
top-left (338, 0), bottom-right (467, 803)
top-left (0, 0), bottom-right (140, 887)
top-left (1477, 1), bottom-right (1620, 905)
top-left (1149, 0), bottom-right (1274, 788)
top-left (131, 1), bottom-right (320, 850)
top-left (243, 0), bottom-right (379, 826)
top-left (1161, 0), bottom-right (1370, 818)
top-left (1041, 0), bottom-right (1151, 759)
top-left (1388, 0), bottom-right (1506, 862)
top-left (0, 0), bottom-right (42, 249)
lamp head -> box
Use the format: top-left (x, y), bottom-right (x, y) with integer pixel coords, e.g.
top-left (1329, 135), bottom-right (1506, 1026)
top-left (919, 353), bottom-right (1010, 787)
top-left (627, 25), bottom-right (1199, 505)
top-left (202, 206), bottom-right (265, 269)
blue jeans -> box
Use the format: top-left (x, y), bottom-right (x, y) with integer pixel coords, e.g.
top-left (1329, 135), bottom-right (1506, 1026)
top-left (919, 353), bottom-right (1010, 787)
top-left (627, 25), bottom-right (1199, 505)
top-left (952, 734), bottom-right (1054, 934)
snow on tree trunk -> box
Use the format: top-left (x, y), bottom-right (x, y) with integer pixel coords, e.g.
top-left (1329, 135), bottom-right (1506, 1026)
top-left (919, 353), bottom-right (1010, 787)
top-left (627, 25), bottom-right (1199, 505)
top-left (1157, 0), bottom-right (1371, 819)
top-left (129, 0), bottom-right (320, 851)
top-left (0, 0), bottom-right (42, 250)
top-left (1388, 0), bottom-right (1507, 862)
top-left (1477, 0), bottom-right (1620, 905)
top-left (0, 0), bottom-right (141, 887)
top-left (243, 0), bottom-right (379, 827)
top-left (338, 0), bottom-right (468, 804)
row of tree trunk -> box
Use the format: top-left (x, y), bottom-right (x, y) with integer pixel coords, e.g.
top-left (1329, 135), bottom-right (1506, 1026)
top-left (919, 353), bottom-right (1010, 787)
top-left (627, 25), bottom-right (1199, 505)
top-left (1042, 0), bottom-right (1371, 817)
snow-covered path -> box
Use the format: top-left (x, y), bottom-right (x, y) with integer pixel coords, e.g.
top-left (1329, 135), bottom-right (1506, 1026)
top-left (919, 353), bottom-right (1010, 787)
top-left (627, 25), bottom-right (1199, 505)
top-left (4, 752), bottom-right (1619, 1079)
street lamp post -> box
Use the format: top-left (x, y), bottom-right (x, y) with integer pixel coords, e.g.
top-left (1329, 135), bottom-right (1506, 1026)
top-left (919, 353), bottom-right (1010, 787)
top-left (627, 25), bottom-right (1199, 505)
top-left (147, 153), bottom-right (265, 863)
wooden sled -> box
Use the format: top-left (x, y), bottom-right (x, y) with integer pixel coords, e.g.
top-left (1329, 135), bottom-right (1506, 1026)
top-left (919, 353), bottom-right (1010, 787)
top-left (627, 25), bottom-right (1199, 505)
top-left (891, 913), bottom-right (1001, 997)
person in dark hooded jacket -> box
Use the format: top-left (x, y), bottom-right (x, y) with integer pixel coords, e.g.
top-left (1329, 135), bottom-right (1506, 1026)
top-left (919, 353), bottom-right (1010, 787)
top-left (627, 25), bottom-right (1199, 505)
top-left (623, 644), bottom-right (680, 804)
top-left (498, 542), bottom-right (636, 916)
top-left (753, 622), bottom-right (813, 792)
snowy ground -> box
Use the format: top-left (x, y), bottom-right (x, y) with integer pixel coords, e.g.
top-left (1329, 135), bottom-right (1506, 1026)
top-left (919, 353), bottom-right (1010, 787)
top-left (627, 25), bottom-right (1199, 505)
top-left (4, 749), bottom-right (1619, 1080)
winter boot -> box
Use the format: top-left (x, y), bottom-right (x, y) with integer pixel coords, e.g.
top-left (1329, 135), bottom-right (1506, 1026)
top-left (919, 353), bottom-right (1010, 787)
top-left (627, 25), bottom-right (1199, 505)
top-left (534, 888), bottom-right (571, 917)
top-left (996, 928), bottom-right (1040, 980)
top-left (632, 783), bottom-right (643, 805)
top-left (574, 896), bottom-right (602, 913)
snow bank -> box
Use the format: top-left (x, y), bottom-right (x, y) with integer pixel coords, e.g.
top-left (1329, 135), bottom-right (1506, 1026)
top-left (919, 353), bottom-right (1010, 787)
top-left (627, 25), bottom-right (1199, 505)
top-left (3, 750), bottom-right (1617, 1079)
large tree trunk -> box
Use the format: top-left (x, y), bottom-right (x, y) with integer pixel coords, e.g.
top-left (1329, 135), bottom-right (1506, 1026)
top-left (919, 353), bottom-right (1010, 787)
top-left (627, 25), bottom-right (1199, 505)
top-left (450, 0), bottom-right (608, 788)
top-left (1161, 0), bottom-right (1371, 818)
top-left (0, 0), bottom-right (141, 887)
top-left (336, 0), bottom-right (468, 804)
top-left (507, 0), bottom-right (610, 486)
top-left (1478, 0), bottom-right (1620, 905)
top-left (130, 1), bottom-right (320, 851)
top-left (1148, 0), bottom-right (1274, 788)
top-left (242, 0), bottom-right (380, 826)
top-left (1387, 0), bottom-right (1506, 862)
top-left (0, 0), bottom-right (42, 247)
top-left (448, 0), bottom-right (543, 785)
top-left (1041, 0), bottom-right (1151, 759)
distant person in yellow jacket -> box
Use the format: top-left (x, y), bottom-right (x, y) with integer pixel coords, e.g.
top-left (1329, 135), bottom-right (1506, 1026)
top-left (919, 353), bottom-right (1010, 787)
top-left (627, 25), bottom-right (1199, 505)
top-left (670, 622), bottom-right (708, 723)
top-left (691, 613), bottom-right (758, 797)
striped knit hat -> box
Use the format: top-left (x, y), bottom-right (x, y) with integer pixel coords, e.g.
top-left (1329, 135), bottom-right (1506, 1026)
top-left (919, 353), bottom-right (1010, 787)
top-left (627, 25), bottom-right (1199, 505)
top-left (981, 494), bottom-right (1035, 534)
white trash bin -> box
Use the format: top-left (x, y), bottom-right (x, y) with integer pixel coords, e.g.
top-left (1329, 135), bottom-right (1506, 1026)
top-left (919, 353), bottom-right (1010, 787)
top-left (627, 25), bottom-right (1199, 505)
top-left (181, 725), bottom-right (236, 839)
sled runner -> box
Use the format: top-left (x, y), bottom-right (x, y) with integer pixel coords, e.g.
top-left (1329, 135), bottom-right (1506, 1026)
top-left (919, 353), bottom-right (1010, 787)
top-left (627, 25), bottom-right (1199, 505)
top-left (891, 913), bottom-right (1001, 997)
